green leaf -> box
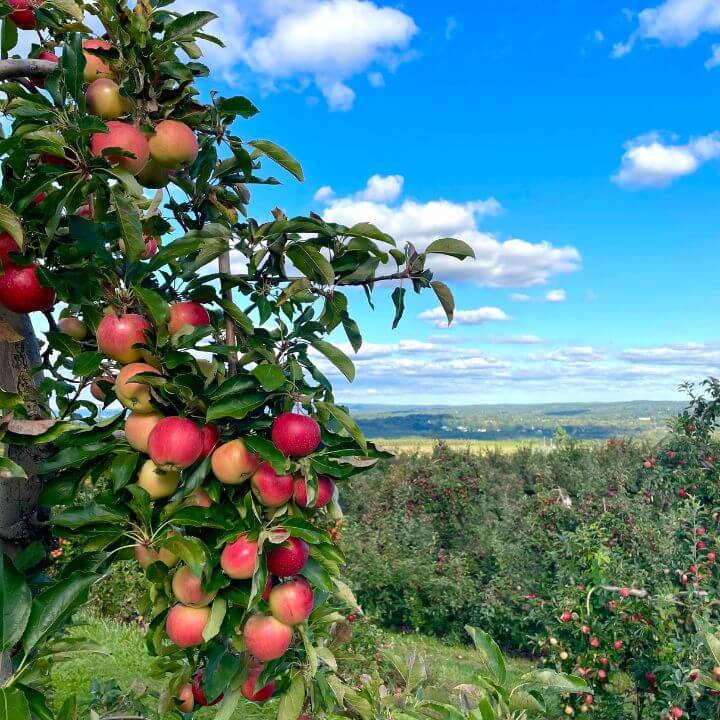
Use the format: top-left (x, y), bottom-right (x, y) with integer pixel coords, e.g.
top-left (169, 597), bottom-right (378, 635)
top-left (135, 286), bottom-right (170, 327)
top-left (51, 504), bottom-right (128, 529)
top-left (22, 574), bottom-right (96, 655)
top-left (207, 392), bottom-right (266, 422)
top-left (214, 689), bottom-right (241, 720)
top-left (0, 457), bottom-right (27, 479)
top-left (430, 281), bottom-right (455, 325)
top-left (46, 0), bottom-right (84, 20)
top-left (164, 11), bottom-right (217, 41)
top-left (219, 299), bottom-right (253, 334)
top-left (0, 555), bottom-right (31, 652)
top-left (317, 401), bottom-right (366, 452)
top-left (1, 19), bottom-right (18, 58)
top-left (425, 237), bottom-right (476, 260)
top-left (347, 222), bottom-right (395, 246)
top-left (16, 685), bottom-right (53, 720)
top-left (520, 669), bottom-right (589, 693)
top-left (277, 673), bottom-right (305, 720)
top-left (311, 339), bottom-right (355, 382)
top-left (0, 389), bottom-right (21, 410)
top-left (243, 436), bottom-right (286, 470)
top-left (111, 453), bottom-right (138, 492)
top-left (46, 331), bottom-right (82, 358)
top-left (252, 364), bottom-right (286, 391)
top-left (157, 535), bottom-right (208, 576)
top-left (72, 351), bottom-right (103, 377)
top-left (706, 632), bottom-right (720, 665)
top-left (0, 688), bottom-right (31, 720)
top-left (217, 95), bottom-right (259, 118)
top-left (59, 33), bottom-right (85, 104)
top-left (287, 244), bottom-right (334, 285)
top-left (391, 286), bottom-right (405, 329)
top-left (249, 139), bottom-right (304, 181)
top-left (0, 204), bottom-right (23, 251)
top-left (465, 625), bottom-right (506, 685)
top-left (202, 597), bottom-right (227, 642)
top-left (111, 187), bottom-right (144, 262)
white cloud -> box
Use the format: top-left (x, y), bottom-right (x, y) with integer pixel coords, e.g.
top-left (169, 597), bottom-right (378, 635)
top-left (484, 335), bottom-right (545, 345)
top-left (545, 289), bottom-right (566, 302)
top-left (418, 306), bottom-right (510, 328)
top-left (321, 177), bottom-right (581, 287)
top-left (620, 342), bottom-right (720, 365)
top-left (368, 71), bottom-right (386, 87)
top-left (614, 0), bottom-right (720, 64)
top-left (510, 293), bottom-right (532, 302)
top-left (612, 132), bottom-right (720, 188)
top-left (530, 346), bottom-right (606, 364)
top-left (358, 174), bottom-right (404, 202)
top-left (313, 185), bottom-right (335, 203)
top-left (706, 42), bottom-right (720, 67)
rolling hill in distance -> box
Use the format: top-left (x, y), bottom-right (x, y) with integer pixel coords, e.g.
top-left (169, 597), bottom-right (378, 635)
top-left (349, 401), bottom-right (686, 442)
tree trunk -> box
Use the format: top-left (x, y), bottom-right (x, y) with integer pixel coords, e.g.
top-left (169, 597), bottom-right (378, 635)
top-left (0, 308), bottom-right (44, 684)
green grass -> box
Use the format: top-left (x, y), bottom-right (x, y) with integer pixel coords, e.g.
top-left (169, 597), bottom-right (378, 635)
top-left (50, 616), bottom-right (536, 719)
top-left (372, 436), bottom-right (554, 454)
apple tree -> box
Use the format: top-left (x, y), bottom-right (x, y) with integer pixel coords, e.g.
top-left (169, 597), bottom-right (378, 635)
top-left (0, 0), bottom-right (475, 716)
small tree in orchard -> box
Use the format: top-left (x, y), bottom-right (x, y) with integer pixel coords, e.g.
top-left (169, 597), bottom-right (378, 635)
top-left (0, 0), bottom-right (475, 716)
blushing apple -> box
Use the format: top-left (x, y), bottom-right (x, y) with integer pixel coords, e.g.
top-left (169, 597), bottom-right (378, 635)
top-left (86, 78), bottom-right (130, 119)
top-left (251, 463), bottom-right (294, 507)
top-left (58, 316), bottom-right (88, 341)
top-left (266, 536), bottom-right (309, 577)
top-left (168, 301), bottom-right (211, 335)
top-left (82, 39), bottom-right (113, 82)
top-left (30, 51), bottom-right (58, 88)
top-left (8, 0), bottom-right (37, 29)
top-left (199, 424), bottom-right (219, 458)
top-left (240, 663), bottom-right (276, 702)
top-left (147, 416), bottom-right (203, 470)
top-left (294, 475), bottom-right (335, 509)
top-left (135, 540), bottom-right (178, 569)
top-left (136, 158), bottom-right (171, 189)
top-left (271, 413), bottom-right (321, 457)
top-left (91, 375), bottom-right (114, 402)
top-left (243, 614), bottom-right (293, 662)
top-left (211, 439), bottom-right (260, 485)
top-left (0, 264), bottom-right (55, 314)
top-left (165, 604), bottom-right (210, 648)
top-left (125, 411), bottom-right (163, 453)
top-left (148, 120), bottom-right (199, 168)
top-left (220, 534), bottom-right (258, 579)
top-left (114, 362), bottom-right (160, 413)
top-left (97, 313), bottom-right (152, 363)
top-left (192, 672), bottom-right (223, 707)
top-left (268, 577), bottom-right (314, 625)
top-left (177, 683), bottom-right (194, 713)
top-left (186, 488), bottom-right (213, 508)
top-left (172, 565), bottom-right (216, 607)
top-left (90, 121), bottom-right (149, 175)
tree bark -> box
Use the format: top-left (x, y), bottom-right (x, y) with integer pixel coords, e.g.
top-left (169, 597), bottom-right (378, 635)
top-left (0, 58), bottom-right (57, 80)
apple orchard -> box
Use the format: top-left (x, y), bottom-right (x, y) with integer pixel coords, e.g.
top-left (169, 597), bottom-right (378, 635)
top-left (0, 0), bottom-right (475, 717)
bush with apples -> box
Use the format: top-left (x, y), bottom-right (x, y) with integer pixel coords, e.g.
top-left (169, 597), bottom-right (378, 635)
top-left (0, 0), bottom-right (475, 716)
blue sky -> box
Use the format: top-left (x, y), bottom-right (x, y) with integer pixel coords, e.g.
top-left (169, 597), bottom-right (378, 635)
top-left (186, 1), bottom-right (720, 403)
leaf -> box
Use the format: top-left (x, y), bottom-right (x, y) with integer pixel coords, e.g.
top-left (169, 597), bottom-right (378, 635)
top-left (157, 535), bottom-right (208, 576)
top-left (298, 625), bottom-right (318, 676)
top-left (214, 689), bottom-right (241, 720)
top-left (1, 18), bottom-right (18, 58)
top-left (277, 673), bottom-right (305, 720)
top-left (51, 504), bottom-right (128, 529)
top-left (391, 286), bottom-right (406, 329)
top-left (219, 300), bottom-right (253, 334)
top-left (164, 11), bottom-right (217, 41)
top-left (0, 555), bottom-right (31, 652)
top-left (46, 0), bottom-right (84, 21)
top-left (0, 457), bottom-right (27, 479)
top-left (0, 688), bottom-right (31, 720)
top-left (347, 222), bottom-right (395, 245)
top-left (217, 95), bottom-right (259, 118)
top-left (0, 204), bottom-right (23, 250)
top-left (425, 237), bottom-right (476, 260)
top-left (430, 281), bottom-right (455, 325)
top-left (706, 632), bottom-right (720, 665)
top-left (59, 33), bottom-right (85, 104)
top-left (22, 573), bottom-right (96, 655)
top-left (287, 244), bottom-right (334, 285)
top-left (333, 578), bottom-right (359, 610)
top-left (249, 139), bottom-right (304, 181)
top-left (202, 597), bottom-right (227, 642)
top-left (111, 187), bottom-right (144, 262)
top-left (135, 286), bottom-right (170, 327)
top-left (520, 669), bottom-right (589, 693)
top-left (465, 625), bottom-right (506, 685)
top-left (317, 400), bottom-right (367, 452)
top-left (252, 364), bottom-right (286, 391)
top-left (207, 392), bottom-right (266, 422)
top-left (72, 351), bottom-right (103, 377)
top-left (111, 453), bottom-right (138, 492)
top-left (311, 339), bottom-right (355, 382)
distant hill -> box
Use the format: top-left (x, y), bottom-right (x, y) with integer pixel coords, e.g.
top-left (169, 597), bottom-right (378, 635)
top-left (349, 400), bottom-right (686, 441)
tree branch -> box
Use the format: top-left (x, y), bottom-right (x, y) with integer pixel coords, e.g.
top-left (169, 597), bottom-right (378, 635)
top-left (218, 251), bottom-right (237, 375)
top-left (227, 270), bottom-right (411, 288)
top-left (0, 58), bottom-right (57, 80)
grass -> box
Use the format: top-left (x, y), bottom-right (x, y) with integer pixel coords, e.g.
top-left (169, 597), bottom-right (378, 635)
top-left (372, 436), bottom-right (555, 454)
top-left (51, 616), bottom-right (536, 719)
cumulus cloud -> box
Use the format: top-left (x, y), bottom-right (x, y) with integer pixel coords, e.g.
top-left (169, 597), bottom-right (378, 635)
top-left (177, 0), bottom-right (419, 109)
top-left (613, 0), bottom-right (720, 64)
top-left (545, 289), bottom-right (567, 302)
top-left (313, 185), bottom-right (335, 203)
top-left (530, 346), bottom-right (607, 364)
top-left (619, 342), bottom-right (720, 365)
top-left (418, 306), bottom-right (510, 328)
top-left (320, 176), bottom-right (581, 287)
top-left (612, 132), bottom-right (720, 188)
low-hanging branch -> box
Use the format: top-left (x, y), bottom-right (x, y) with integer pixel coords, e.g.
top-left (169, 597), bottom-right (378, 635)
top-left (0, 58), bottom-right (57, 80)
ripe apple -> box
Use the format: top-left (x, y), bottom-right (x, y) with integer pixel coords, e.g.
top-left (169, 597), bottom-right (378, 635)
top-left (136, 158), bottom-right (171, 189)
top-left (589, 637), bottom-right (600, 648)
top-left (670, 708), bottom-right (683, 719)
top-left (199, 424), bottom-right (219, 458)
top-left (268, 577), bottom-right (313, 625)
top-left (90, 121), bottom-right (150, 175)
top-left (168, 301), bottom-right (211, 335)
top-left (192, 672), bottom-right (223, 707)
top-left (211, 439), bottom-right (260, 484)
top-left (134, 540), bottom-right (177, 569)
top-left (172, 565), bottom-right (216, 607)
top-left (148, 120), bottom-right (199, 168)
top-left (186, 488), bottom-right (213, 508)
top-left (266, 536), bottom-right (309, 577)
top-left (0, 264), bottom-right (55, 313)
top-left (82, 39), bottom-right (113, 82)
top-left (118, 234), bottom-right (159, 259)
top-left (147, 416), bottom-right (204, 470)
top-left (560, 611), bottom-right (572, 623)
top-left (58, 316), bottom-right (88, 340)
top-left (76, 204), bottom-right (92, 218)
top-left (240, 663), bottom-right (276, 702)
top-left (136, 459), bottom-right (179, 499)
top-left (251, 463), bottom-right (294, 507)
top-left (91, 375), bottom-right (114, 402)
top-left (97, 313), bottom-right (152, 364)
top-left (114, 362), bottom-right (160, 413)
top-left (619, 587), bottom-right (631, 598)
top-left (86, 78), bottom-right (131, 120)
top-left (165, 604), bottom-right (210, 648)
top-left (220, 534), bottom-right (258, 579)
top-left (8, 0), bottom-right (37, 29)
top-left (0, 233), bottom-right (20, 265)
top-left (125, 411), bottom-right (163, 453)
top-left (177, 683), bottom-right (194, 713)
top-left (271, 413), bottom-right (321, 457)
top-left (243, 614), bottom-right (293, 662)
top-left (30, 51), bottom-right (58, 88)
top-left (262, 575), bottom-right (273, 602)
top-left (613, 640), bottom-right (623, 651)
top-left (294, 475), bottom-right (335, 509)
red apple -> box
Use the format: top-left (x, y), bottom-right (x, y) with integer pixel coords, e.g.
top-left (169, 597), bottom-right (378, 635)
top-left (58, 316), bottom-right (88, 340)
top-left (147, 416), bottom-right (203, 470)
top-left (199, 424), bottom-right (219, 458)
top-left (148, 120), bottom-right (199, 168)
top-left (118, 234), bottom-right (159, 259)
top-left (560, 611), bottom-right (572, 623)
top-left (243, 614), bottom-right (293, 662)
top-left (0, 264), bottom-right (55, 313)
top-left (172, 565), bottom-right (216, 607)
top-left (165, 604), bottom-right (210, 648)
top-left (30, 50), bottom-right (58, 88)
top-left (91, 375), bottom-right (114, 402)
top-left (186, 488), bottom-right (212, 508)
top-left (251, 463), bottom-right (294, 508)
top-left (266, 536), bottom-right (309, 577)
top-left (271, 413), bottom-right (321, 457)
top-left (97, 313), bottom-right (151, 364)
top-left (240, 663), bottom-right (276, 702)
top-left (136, 459), bottom-right (179, 499)
top-left (211, 439), bottom-right (260, 484)
top-left (294, 475), bottom-right (335, 509)
top-left (191, 672), bottom-right (223, 707)
top-left (82, 38), bottom-right (113, 82)
top-left (168, 301), bottom-right (211, 335)
top-left (268, 577), bottom-right (313, 625)
top-left (90, 121), bottom-right (149, 175)
top-left (114, 362), bottom-right (160, 413)
top-left (8, 0), bottom-right (37, 29)
top-left (0, 233), bottom-right (20, 265)
top-left (220, 534), bottom-right (258, 579)
top-left (125, 411), bottom-right (163, 453)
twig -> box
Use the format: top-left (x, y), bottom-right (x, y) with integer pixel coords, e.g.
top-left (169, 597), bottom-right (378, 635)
top-left (0, 58), bottom-right (57, 80)
top-left (218, 250), bottom-right (237, 375)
